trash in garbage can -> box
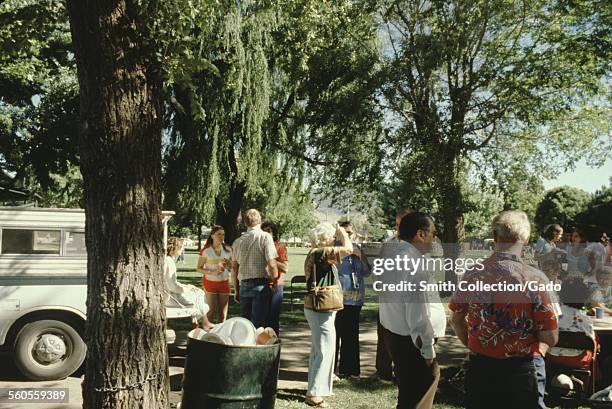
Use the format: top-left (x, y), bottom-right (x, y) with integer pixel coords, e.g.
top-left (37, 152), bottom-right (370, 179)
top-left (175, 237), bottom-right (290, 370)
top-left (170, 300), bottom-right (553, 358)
top-left (180, 335), bottom-right (281, 409)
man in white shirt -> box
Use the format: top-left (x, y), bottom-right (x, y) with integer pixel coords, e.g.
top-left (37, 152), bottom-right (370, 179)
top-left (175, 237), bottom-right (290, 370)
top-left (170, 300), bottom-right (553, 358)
top-left (376, 208), bottom-right (411, 380)
top-left (378, 211), bottom-right (446, 409)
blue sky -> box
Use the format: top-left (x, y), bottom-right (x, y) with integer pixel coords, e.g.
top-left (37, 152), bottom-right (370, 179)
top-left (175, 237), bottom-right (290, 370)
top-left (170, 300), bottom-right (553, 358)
top-left (543, 157), bottom-right (612, 193)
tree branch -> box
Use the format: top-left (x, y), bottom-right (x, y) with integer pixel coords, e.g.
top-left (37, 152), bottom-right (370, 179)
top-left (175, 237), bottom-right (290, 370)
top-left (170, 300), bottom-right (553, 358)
top-left (269, 140), bottom-right (330, 166)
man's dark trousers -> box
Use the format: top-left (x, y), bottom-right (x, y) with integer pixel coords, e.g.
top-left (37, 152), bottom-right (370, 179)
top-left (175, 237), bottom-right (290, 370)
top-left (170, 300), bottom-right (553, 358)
top-left (466, 353), bottom-right (539, 409)
top-left (376, 314), bottom-right (394, 379)
top-left (381, 325), bottom-right (439, 409)
top-left (335, 304), bottom-right (362, 376)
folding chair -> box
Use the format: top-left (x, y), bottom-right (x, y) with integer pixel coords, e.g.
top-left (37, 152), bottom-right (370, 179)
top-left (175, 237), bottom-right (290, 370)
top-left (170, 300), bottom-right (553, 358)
top-left (546, 331), bottom-right (598, 397)
top-left (289, 275), bottom-right (307, 311)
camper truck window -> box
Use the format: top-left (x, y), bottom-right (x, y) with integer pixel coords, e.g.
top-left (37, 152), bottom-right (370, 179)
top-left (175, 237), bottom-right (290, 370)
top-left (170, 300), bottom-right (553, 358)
top-left (64, 231), bottom-right (87, 256)
top-left (1, 229), bottom-right (61, 255)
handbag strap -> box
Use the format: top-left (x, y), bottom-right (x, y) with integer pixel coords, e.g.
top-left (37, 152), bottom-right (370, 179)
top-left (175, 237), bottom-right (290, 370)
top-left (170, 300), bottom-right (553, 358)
top-left (306, 249), bottom-right (338, 289)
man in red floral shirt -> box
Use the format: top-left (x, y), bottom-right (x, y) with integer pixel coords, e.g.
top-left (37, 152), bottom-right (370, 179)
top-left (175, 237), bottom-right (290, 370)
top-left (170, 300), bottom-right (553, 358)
top-left (450, 210), bottom-right (558, 409)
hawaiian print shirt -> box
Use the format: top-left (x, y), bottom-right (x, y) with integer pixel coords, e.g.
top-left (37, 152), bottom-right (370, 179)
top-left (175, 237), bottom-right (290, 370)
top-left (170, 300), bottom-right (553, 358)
top-left (449, 252), bottom-right (558, 358)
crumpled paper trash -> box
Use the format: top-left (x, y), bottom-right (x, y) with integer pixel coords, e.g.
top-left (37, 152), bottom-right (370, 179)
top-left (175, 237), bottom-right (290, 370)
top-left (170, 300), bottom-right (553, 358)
top-left (187, 317), bottom-right (277, 346)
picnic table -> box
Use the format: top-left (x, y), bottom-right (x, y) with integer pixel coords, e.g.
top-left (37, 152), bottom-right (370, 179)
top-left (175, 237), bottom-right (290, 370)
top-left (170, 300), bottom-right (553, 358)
top-left (593, 316), bottom-right (612, 334)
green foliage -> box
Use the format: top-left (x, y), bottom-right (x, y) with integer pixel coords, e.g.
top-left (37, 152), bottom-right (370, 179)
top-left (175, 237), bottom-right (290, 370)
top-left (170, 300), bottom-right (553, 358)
top-left (252, 183), bottom-right (317, 239)
top-left (271, 0), bottom-right (385, 198)
top-left (162, 0), bottom-right (278, 226)
top-left (36, 164), bottom-right (83, 208)
top-left (576, 185), bottom-right (612, 235)
top-left (535, 186), bottom-right (592, 231)
top-left (0, 0), bottom-right (80, 205)
top-left (375, 0), bottom-right (611, 242)
top-left (162, 0), bottom-right (383, 236)
top-left (463, 186), bottom-right (505, 239)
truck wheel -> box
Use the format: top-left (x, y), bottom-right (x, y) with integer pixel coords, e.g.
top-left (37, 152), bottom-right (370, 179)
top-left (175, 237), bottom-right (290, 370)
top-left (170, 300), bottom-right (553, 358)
top-left (14, 320), bottom-right (86, 381)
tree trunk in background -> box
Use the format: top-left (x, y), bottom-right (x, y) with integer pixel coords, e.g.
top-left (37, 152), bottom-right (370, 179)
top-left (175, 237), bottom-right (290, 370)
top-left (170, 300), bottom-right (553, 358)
top-left (216, 182), bottom-right (246, 244)
top-left (437, 148), bottom-right (465, 296)
top-left (67, 1), bottom-right (168, 408)
top-left (198, 223), bottom-right (204, 250)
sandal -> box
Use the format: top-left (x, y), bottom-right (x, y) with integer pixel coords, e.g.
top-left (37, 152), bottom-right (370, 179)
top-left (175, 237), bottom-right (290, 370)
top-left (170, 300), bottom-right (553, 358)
top-left (305, 397), bottom-right (328, 408)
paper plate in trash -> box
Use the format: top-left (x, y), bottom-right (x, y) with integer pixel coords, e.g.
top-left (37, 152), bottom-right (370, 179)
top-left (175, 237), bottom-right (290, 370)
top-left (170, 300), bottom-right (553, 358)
top-left (210, 317), bottom-right (257, 346)
top-left (187, 328), bottom-right (207, 340)
top-left (199, 332), bottom-right (233, 345)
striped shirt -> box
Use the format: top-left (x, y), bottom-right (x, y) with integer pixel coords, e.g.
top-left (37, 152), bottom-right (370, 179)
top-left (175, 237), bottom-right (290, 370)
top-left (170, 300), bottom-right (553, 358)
top-left (199, 246), bottom-right (232, 281)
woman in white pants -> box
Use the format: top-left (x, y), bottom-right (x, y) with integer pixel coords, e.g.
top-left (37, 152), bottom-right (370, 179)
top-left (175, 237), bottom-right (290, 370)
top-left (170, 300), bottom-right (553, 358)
top-left (303, 223), bottom-right (353, 408)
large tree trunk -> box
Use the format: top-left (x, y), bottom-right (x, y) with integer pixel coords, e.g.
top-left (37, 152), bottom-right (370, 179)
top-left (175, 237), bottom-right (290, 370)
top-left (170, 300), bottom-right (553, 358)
top-left (67, 1), bottom-right (169, 408)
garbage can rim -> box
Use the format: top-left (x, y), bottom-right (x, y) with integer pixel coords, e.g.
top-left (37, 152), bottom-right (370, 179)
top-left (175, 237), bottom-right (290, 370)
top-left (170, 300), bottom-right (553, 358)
top-left (188, 338), bottom-right (281, 348)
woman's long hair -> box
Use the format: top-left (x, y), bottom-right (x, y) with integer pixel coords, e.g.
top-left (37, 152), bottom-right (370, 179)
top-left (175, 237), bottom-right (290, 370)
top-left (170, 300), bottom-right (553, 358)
top-left (261, 221), bottom-right (279, 242)
top-left (203, 225), bottom-right (231, 252)
top-left (572, 227), bottom-right (587, 245)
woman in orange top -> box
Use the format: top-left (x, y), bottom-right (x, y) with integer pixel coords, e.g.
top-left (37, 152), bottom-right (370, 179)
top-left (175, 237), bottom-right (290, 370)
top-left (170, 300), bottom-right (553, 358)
top-left (197, 226), bottom-right (232, 324)
top-left (262, 222), bottom-right (288, 335)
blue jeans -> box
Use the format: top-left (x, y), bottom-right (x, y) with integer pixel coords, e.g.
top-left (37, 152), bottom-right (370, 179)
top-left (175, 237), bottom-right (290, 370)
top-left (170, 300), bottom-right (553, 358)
top-left (239, 278), bottom-right (271, 328)
top-left (534, 355), bottom-right (547, 409)
top-left (269, 285), bottom-right (283, 335)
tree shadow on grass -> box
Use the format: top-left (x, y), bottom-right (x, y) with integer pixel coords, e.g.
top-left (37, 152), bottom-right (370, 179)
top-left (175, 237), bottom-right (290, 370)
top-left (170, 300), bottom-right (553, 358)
top-left (277, 388), bottom-right (306, 403)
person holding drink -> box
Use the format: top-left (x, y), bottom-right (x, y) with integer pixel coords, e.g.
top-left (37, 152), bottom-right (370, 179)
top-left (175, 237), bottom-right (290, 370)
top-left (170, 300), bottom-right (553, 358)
top-left (197, 225), bottom-right (232, 324)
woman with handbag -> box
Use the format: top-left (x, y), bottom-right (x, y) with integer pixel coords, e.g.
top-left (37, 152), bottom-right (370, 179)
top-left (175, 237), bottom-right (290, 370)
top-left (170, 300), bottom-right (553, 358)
top-left (303, 223), bottom-right (353, 408)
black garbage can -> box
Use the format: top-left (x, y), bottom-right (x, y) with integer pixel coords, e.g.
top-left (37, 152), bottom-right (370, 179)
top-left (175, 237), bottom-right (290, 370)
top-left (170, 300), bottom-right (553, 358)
top-left (180, 337), bottom-right (281, 409)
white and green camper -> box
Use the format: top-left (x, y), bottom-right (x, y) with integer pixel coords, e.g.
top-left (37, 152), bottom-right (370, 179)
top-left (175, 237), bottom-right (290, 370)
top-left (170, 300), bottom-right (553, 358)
top-left (0, 207), bottom-right (194, 381)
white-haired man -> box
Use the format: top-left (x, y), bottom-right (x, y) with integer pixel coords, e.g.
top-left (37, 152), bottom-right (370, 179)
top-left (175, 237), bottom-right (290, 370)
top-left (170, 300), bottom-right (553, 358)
top-left (232, 209), bottom-right (278, 328)
top-left (450, 210), bottom-right (559, 409)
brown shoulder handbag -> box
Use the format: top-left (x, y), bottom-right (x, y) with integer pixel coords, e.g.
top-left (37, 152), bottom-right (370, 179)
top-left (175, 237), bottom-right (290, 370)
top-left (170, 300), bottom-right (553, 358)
top-left (304, 252), bottom-right (344, 312)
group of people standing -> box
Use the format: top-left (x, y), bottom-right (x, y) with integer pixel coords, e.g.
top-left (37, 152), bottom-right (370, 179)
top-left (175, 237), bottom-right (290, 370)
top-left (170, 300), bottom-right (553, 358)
top-left (163, 209), bottom-right (372, 409)
top-left (163, 205), bottom-right (611, 409)
top-left (374, 210), bottom-right (610, 409)
top-left (164, 209), bottom-right (289, 334)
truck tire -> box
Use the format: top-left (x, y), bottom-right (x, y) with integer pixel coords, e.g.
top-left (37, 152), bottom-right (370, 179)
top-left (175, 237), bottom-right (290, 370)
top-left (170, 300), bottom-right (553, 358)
top-left (14, 320), bottom-right (86, 381)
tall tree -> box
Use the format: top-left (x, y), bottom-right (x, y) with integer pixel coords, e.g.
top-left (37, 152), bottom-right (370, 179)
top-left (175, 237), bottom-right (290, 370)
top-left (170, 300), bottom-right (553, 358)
top-left (66, 1), bottom-right (168, 408)
top-left (378, 0), bottom-right (610, 256)
top-left (162, 0), bottom-right (383, 242)
top-left (163, 0), bottom-right (277, 242)
top-left (535, 186), bottom-right (592, 231)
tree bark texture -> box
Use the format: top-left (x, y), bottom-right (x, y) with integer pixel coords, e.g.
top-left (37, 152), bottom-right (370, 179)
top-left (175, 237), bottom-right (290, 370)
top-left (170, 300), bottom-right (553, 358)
top-left (66, 1), bottom-right (168, 408)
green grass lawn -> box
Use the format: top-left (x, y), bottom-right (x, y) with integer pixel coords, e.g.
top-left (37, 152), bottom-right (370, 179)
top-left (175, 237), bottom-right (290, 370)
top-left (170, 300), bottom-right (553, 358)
top-left (274, 369), bottom-right (466, 409)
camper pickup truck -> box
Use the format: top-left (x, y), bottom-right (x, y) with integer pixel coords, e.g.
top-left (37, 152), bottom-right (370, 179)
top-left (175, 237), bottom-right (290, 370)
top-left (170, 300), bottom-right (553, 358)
top-left (0, 207), bottom-right (195, 381)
